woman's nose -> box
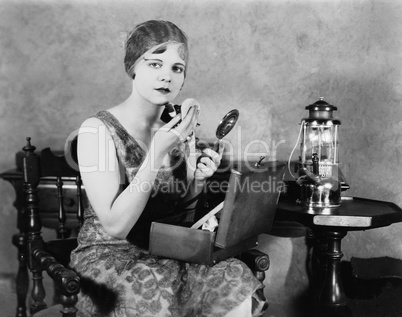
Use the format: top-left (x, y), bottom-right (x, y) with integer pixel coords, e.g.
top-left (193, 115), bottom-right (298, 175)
top-left (159, 68), bottom-right (171, 82)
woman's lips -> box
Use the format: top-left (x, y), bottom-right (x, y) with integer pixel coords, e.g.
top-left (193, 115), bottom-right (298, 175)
top-left (155, 88), bottom-right (171, 94)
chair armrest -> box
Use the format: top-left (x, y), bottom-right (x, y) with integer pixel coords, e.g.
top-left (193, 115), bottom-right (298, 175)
top-left (240, 249), bottom-right (270, 272)
top-left (32, 249), bottom-right (80, 297)
top-left (239, 249), bottom-right (270, 283)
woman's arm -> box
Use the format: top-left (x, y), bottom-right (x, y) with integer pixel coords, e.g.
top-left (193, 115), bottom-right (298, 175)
top-left (78, 109), bottom-right (198, 239)
top-left (78, 117), bottom-right (162, 239)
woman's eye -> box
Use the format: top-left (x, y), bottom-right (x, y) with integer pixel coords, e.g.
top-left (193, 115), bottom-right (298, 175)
top-left (149, 62), bottom-right (162, 68)
top-left (172, 66), bottom-right (184, 73)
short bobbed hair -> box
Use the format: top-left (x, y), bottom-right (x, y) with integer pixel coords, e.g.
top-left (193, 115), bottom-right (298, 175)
top-left (124, 20), bottom-right (189, 79)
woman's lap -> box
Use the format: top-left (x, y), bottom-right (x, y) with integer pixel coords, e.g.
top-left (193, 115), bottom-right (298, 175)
top-left (73, 248), bottom-right (264, 317)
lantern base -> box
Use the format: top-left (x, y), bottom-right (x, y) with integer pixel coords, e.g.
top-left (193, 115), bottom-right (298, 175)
top-left (299, 181), bottom-right (342, 209)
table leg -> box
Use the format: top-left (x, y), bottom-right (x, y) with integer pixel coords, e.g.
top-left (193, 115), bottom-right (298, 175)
top-left (305, 229), bottom-right (327, 299)
top-left (317, 230), bottom-right (352, 316)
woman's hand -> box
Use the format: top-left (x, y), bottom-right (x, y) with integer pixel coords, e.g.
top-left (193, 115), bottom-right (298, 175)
top-left (151, 106), bottom-right (199, 164)
top-left (194, 144), bottom-right (223, 181)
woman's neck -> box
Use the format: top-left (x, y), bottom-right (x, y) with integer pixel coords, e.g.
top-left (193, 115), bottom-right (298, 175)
top-left (107, 89), bottom-right (166, 144)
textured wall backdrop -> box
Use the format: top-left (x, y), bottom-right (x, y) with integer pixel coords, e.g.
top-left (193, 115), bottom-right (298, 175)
top-left (1, 0), bottom-right (402, 308)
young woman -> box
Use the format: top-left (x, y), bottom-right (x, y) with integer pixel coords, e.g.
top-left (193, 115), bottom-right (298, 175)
top-left (70, 20), bottom-right (267, 317)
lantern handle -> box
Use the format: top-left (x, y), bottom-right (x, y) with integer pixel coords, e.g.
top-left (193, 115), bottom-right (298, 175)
top-left (287, 119), bottom-right (305, 180)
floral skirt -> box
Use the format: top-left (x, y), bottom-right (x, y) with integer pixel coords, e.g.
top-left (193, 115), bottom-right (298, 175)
top-left (70, 244), bottom-right (267, 317)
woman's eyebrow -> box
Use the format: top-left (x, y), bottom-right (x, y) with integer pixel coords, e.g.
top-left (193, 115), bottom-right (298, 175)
top-left (174, 62), bottom-right (186, 67)
top-left (143, 57), bottom-right (185, 67)
top-left (143, 57), bottom-right (162, 62)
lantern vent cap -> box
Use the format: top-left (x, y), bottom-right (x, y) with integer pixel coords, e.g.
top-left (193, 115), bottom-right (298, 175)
top-left (305, 97), bottom-right (337, 119)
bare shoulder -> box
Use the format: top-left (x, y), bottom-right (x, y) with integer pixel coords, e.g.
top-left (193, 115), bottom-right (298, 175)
top-left (78, 116), bottom-right (113, 141)
top-left (77, 116), bottom-right (115, 162)
top-left (80, 116), bottom-right (105, 129)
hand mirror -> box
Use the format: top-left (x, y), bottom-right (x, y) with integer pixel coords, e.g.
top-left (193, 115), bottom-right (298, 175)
top-left (197, 109), bottom-right (239, 163)
top-left (213, 109), bottom-right (239, 151)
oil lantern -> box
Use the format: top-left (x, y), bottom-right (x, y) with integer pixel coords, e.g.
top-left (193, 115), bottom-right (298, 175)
top-left (297, 98), bottom-right (341, 208)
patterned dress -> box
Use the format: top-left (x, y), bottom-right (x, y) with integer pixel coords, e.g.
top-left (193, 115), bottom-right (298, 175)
top-left (70, 111), bottom-right (266, 317)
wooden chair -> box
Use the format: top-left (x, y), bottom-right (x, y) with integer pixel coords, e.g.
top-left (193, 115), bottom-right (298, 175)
top-left (22, 137), bottom-right (270, 316)
top-left (23, 137), bottom-right (83, 316)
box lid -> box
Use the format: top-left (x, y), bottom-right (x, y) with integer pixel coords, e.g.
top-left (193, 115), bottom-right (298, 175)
top-left (214, 161), bottom-right (286, 249)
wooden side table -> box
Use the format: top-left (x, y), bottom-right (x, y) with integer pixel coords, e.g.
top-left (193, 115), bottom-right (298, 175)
top-left (276, 195), bottom-right (402, 316)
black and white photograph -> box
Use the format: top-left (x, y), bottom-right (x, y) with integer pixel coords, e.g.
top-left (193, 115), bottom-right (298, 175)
top-left (1, 1), bottom-right (402, 316)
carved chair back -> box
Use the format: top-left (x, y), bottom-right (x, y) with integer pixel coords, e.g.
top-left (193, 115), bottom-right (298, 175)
top-left (22, 137), bottom-right (83, 316)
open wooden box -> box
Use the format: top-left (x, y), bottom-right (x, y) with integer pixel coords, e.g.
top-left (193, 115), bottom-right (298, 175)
top-left (149, 161), bottom-right (286, 265)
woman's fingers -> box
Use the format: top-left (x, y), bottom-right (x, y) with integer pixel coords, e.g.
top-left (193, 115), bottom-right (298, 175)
top-left (201, 148), bottom-right (221, 166)
top-left (194, 146), bottom-right (223, 181)
top-left (181, 106), bottom-right (198, 129)
top-left (159, 106), bottom-right (199, 147)
top-left (163, 112), bottom-right (182, 130)
top-left (174, 106), bottom-right (199, 140)
top-left (169, 128), bottom-right (185, 143)
top-left (196, 148), bottom-right (220, 179)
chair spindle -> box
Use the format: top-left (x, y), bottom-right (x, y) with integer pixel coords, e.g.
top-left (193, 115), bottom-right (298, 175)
top-left (23, 137), bottom-right (47, 314)
top-left (56, 176), bottom-right (68, 239)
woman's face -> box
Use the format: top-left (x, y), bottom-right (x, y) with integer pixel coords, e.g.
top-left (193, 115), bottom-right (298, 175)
top-left (133, 43), bottom-right (186, 106)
